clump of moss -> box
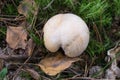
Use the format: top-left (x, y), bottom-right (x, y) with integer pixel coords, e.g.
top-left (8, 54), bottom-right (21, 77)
top-left (113, 0), bottom-right (120, 17)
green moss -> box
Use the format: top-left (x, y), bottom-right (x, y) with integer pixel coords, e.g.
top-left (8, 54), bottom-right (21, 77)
top-left (2, 4), bottom-right (18, 15)
top-left (0, 27), bottom-right (6, 47)
top-left (20, 71), bottom-right (32, 80)
top-left (113, 0), bottom-right (120, 16)
top-left (76, 0), bottom-right (112, 26)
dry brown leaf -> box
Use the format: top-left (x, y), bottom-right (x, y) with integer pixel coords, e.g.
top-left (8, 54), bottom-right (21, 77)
top-left (89, 66), bottom-right (103, 78)
top-left (25, 68), bottom-right (40, 80)
top-left (105, 41), bottom-right (120, 79)
top-left (38, 53), bottom-right (80, 76)
top-left (18, 0), bottom-right (38, 17)
top-left (26, 39), bottom-right (35, 56)
top-left (6, 26), bottom-right (27, 49)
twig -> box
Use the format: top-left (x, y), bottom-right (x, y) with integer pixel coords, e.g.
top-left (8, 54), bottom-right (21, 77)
top-left (72, 74), bottom-right (81, 78)
top-left (0, 17), bottom-right (25, 21)
top-left (11, 0), bottom-right (17, 8)
top-left (69, 68), bottom-right (80, 75)
top-left (0, 29), bottom-right (6, 35)
top-left (12, 56), bottom-right (32, 80)
top-left (84, 62), bottom-right (88, 77)
top-left (0, 15), bottom-right (17, 18)
top-left (0, 54), bottom-right (41, 62)
top-left (67, 77), bottom-right (96, 80)
top-left (43, 0), bottom-right (55, 10)
top-left (0, 54), bottom-right (28, 61)
top-left (40, 75), bottom-right (52, 80)
top-left (93, 23), bottom-right (103, 43)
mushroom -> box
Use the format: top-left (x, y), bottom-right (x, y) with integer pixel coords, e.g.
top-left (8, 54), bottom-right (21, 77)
top-left (43, 13), bottom-right (89, 57)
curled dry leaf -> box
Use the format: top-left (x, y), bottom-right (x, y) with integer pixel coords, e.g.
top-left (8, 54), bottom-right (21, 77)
top-left (26, 39), bottom-right (35, 56)
top-left (105, 41), bottom-right (120, 79)
top-left (18, 0), bottom-right (38, 17)
top-left (89, 66), bottom-right (103, 78)
top-left (38, 53), bottom-right (80, 76)
top-left (6, 26), bottom-right (27, 49)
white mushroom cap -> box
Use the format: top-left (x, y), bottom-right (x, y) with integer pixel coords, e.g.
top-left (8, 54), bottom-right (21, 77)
top-left (43, 13), bottom-right (89, 57)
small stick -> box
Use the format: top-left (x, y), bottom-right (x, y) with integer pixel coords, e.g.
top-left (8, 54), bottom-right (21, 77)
top-left (12, 56), bottom-right (32, 80)
top-left (0, 54), bottom-right (28, 61)
top-left (0, 54), bottom-right (40, 62)
top-left (43, 0), bottom-right (55, 10)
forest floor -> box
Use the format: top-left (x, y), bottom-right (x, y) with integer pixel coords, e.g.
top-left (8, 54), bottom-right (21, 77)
top-left (0, 0), bottom-right (120, 80)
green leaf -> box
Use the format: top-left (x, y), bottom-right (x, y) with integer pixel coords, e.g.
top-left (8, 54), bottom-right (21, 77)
top-left (0, 68), bottom-right (8, 79)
